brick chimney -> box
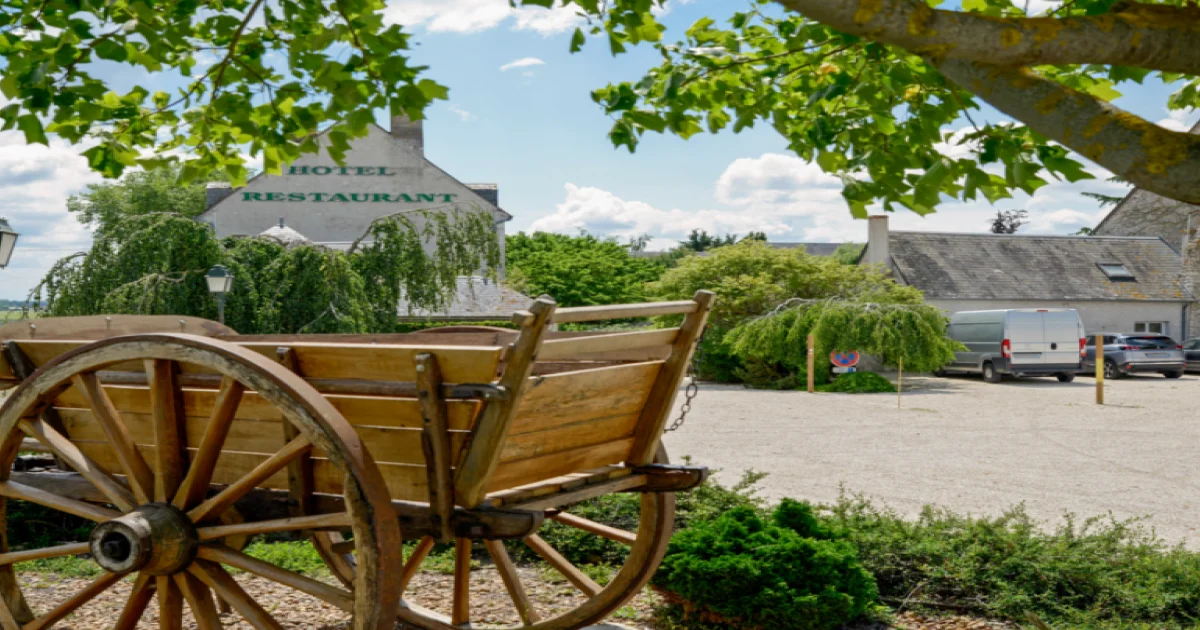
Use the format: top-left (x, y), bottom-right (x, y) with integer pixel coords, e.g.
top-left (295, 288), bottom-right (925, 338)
top-left (865, 215), bottom-right (890, 268)
top-left (391, 114), bottom-right (423, 155)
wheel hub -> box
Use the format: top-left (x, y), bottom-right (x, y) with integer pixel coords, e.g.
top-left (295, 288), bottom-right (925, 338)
top-left (89, 503), bottom-right (198, 575)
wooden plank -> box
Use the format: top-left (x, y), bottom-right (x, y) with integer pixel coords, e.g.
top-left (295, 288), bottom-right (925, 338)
top-left (56, 409), bottom-right (469, 468)
top-left (483, 467), bottom-right (630, 507)
top-left (276, 348), bottom-right (314, 519)
top-left (537, 328), bottom-right (678, 361)
top-left (509, 361), bottom-right (662, 436)
top-left (488, 438), bottom-right (635, 493)
top-left (552, 301), bottom-right (697, 324)
top-left (502, 474), bottom-right (648, 512)
top-left (7, 341), bottom-right (504, 384)
top-left (628, 290), bottom-right (714, 465)
top-left (416, 354), bottom-right (454, 542)
top-left (0, 315), bottom-right (233, 344)
top-left (54, 385), bottom-right (481, 431)
top-left (74, 442), bottom-right (434, 503)
top-left (455, 298), bottom-right (556, 508)
top-left (500, 414), bottom-right (639, 463)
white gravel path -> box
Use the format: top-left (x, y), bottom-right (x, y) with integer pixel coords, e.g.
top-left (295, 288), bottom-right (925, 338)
top-left (663, 372), bottom-right (1200, 548)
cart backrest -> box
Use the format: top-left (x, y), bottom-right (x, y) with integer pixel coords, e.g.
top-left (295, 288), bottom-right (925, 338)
top-left (1, 339), bottom-right (504, 503)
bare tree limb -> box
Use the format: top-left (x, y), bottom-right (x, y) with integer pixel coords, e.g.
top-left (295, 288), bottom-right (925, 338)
top-left (774, 0), bottom-right (1200, 75)
top-left (935, 58), bottom-right (1200, 204)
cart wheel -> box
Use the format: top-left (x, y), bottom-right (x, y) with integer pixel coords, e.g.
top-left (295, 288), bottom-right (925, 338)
top-left (0, 334), bottom-right (401, 630)
top-left (315, 450), bottom-right (676, 630)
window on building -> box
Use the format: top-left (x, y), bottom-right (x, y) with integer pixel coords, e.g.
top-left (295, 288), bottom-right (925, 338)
top-left (1134, 321), bottom-right (1168, 334)
top-left (1097, 263), bottom-right (1136, 280)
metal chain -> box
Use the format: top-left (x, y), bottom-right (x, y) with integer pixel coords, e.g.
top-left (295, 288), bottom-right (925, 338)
top-left (665, 325), bottom-right (707, 433)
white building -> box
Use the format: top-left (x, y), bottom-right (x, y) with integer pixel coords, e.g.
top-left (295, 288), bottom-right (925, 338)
top-left (859, 215), bottom-right (1194, 337)
top-left (199, 116), bottom-right (527, 320)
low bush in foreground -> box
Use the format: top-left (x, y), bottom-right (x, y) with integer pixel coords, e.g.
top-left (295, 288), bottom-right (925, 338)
top-left (829, 495), bottom-right (1200, 629)
top-left (817, 371), bottom-right (895, 393)
top-left (653, 500), bottom-right (880, 630)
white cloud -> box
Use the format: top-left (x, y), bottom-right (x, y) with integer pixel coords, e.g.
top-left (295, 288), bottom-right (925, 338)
top-left (530, 184), bottom-right (792, 243)
top-left (383, 0), bottom-right (580, 34)
top-left (528, 151), bottom-right (1135, 251)
top-left (448, 104), bottom-right (474, 121)
top-left (0, 131), bottom-right (103, 299)
top-left (1159, 108), bottom-right (1199, 133)
top-left (499, 57), bottom-right (545, 72)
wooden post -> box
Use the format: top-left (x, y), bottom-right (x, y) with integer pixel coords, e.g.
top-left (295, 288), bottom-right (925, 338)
top-left (806, 334), bottom-right (815, 393)
top-left (897, 357), bottom-right (903, 409)
top-left (1095, 334), bottom-right (1104, 405)
top-left (416, 353), bottom-right (455, 543)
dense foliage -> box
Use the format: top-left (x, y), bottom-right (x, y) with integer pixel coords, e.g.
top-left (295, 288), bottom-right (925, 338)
top-left (828, 496), bottom-right (1200, 629)
top-left (649, 241), bottom-right (938, 386)
top-left (30, 209), bottom-right (500, 334)
top-left (817, 371), bottom-right (896, 393)
top-left (66, 164), bottom-right (222, 240)
top-left (505, 232), bottom-right (663, 307)
top-left (653, 499), bottom-right (880, 630)
top-left (727, 299), bottom-right (958, 387)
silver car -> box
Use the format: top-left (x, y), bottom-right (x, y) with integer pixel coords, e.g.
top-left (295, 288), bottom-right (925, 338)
top-left (1082, 334), bottom-right (1186, 379)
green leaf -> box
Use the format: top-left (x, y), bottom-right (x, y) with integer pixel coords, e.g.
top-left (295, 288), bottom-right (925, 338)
top-left (570, 27), bottom-right (586, 53)
top-left (817, 151), bottom-right (846, 172)
top-left (626, 110), bottom-right (667, 133)
top-left (16, 114), bottom-right (47, 145)
top-left (913, 158), bottom-right (951, 209)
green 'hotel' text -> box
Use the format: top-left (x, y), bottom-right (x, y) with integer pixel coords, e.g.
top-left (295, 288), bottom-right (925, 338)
top-left (243, 192), bottom-right (458, 203)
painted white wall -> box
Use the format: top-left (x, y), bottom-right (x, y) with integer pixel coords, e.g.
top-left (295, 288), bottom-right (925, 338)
top-left (198, 124), bottom-right (509, 253)
top-left (927, 298), bottom-right (1189, 338)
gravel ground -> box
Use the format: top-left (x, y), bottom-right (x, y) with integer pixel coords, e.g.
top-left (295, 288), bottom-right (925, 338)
top-left (664, 371), bottom-right (1200, 548)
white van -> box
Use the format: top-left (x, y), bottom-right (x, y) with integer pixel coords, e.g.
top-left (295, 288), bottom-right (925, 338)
top-left (938, 309), bottom-right (1086, 383)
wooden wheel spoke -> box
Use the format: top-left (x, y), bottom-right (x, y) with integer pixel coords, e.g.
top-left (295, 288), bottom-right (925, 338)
top-left (399, 536), bottom-right (435, 594)
top-left (18, 418), bottom-right (137, 512)
top-left (0, 542), bottom-right (89, 566)
top-left (524, 534), bottom-right (601, 596)
top-left (0, 599), bottom-right (17, 630)
top-left (485, 540), bottom-right (540, 626)
top-left (550, 512), bottom-right (638, 545)
top-left (452, 538), bottom-right (471, 626)
top-left (197, 512), bottom-right (352, 542)
top-left (197, 545), bottom-right (354, 611)
top-left (173, 572), bottom-right (222, 630)
top-left (189, 560), bottom-right (286, 630)
top-left (23, 571), bottom-right (122, 630)
top-left (114, 573), bottom-right (155, 630)
top-left (187, 435), bottom-right (311, 524)
top-left (72, 372), bottom-right (154, 504)
top-left (147, 359), bottom-right (186, 503)
top-left (0, 480), bottom-right (121, 523)
top-left (173, 377), bottom-right (245, 510)
top-left (158, 576), bottom-right (183, 630)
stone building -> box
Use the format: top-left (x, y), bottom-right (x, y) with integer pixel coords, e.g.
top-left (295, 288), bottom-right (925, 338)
top-left (198, 116), bottom-right (527, 320)
top-left (859, 215), bottom-right (1194, 336)
top-left (1091, 121), bottom-right (1200, 337)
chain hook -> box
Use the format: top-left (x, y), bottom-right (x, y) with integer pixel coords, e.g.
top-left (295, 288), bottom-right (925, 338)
top-left (665, 324), bottom-right (707, 433)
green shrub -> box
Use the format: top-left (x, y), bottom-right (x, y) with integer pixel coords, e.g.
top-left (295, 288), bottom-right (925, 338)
top-left (653, 500), bottom-right (879, 630)
top-left (817, 372), bottom-right (895, 393)
top-left (829, 494), bottom-right (1200, 628)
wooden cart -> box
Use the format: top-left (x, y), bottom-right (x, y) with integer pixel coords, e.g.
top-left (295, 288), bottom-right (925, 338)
top-left (0, 291), bottom-right (713, 630)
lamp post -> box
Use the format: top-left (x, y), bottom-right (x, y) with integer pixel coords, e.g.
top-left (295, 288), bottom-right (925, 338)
top-left (0, 218), bottom-right (18, 269)
top-left (205, 264), bottom-right (233, 325)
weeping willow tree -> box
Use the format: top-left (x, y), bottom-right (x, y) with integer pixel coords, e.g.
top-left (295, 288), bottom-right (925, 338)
top-left (725, 299), bottom-right (960, 389)
top-left (30, 208), bottom-right (501, 334)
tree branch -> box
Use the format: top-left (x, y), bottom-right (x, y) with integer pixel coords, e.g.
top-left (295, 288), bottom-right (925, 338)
top-left (211, 0), bottom-right (266, 99)
top-left (935, 58), bottom-right (1200, 204)
top-left (774, 0), bottom-right (1200, 75)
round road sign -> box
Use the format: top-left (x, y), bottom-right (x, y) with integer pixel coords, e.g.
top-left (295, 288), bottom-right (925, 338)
top-left (830, 350), bottom-right (860, 368)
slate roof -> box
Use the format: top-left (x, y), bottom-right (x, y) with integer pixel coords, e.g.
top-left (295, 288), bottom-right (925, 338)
top-left (397, 276), bottom-right (532, 320)
top-left (886, 232), bottom-right (1190, 302)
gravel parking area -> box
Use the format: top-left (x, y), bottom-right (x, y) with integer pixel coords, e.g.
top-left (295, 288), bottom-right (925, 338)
top-left (664, 372), bottom-right (1200, 548)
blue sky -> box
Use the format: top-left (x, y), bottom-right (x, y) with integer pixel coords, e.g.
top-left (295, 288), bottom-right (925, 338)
top-left (2, 0), bottom-right (1197, 299)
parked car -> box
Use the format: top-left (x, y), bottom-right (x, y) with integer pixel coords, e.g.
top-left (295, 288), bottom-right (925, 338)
top-left (937, 309), bottom-right (1085, 383)
top-left (1185, 338), bottom-right (1200, 372)
top-left (1082, 334), bottom-right (1185, 379)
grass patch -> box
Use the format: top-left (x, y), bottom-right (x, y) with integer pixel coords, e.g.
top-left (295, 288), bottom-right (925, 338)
top-left (15, 555), bottom-right (104, 578)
